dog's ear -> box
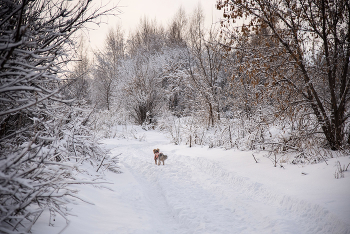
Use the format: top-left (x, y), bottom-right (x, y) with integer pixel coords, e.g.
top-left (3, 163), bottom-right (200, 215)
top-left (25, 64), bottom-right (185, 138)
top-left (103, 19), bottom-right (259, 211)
top-left (157, 148), bottom-right (160, 152)
top-left (153, 149), bottom-right (156, 153)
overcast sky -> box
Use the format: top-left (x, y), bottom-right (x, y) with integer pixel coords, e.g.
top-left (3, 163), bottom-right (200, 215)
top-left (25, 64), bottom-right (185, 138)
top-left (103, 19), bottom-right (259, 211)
top-left (85, 0), bottom-right (224, 50)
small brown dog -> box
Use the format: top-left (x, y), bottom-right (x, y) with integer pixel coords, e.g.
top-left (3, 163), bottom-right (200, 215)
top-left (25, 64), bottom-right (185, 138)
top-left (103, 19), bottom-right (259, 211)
top-left (153, 148), bottom-right (168, 165)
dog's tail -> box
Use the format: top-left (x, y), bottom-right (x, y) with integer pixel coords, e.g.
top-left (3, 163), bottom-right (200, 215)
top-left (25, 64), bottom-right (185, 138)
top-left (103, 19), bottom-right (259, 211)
top-left (159, 153), bottom-right (168, 160)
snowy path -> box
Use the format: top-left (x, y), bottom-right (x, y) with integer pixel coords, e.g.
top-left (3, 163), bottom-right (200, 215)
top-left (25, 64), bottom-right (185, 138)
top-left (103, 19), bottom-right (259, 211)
top-left (33, 128), bottom-right (350, 234)
top-left (99, 130), bottom-right (349, 234)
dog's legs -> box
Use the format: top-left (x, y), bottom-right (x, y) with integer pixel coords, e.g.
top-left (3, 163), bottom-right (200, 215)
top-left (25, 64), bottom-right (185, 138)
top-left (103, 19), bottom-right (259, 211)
top-left (155, 159), bottom-right (157, 165)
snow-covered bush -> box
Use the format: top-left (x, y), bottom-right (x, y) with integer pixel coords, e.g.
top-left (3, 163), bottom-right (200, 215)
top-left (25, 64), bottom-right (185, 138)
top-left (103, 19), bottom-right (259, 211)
top-left (0, 0), bottom-right (118, 232)
top-left (156, 110), bottom-right (339, 166)
top-left (0, 103), bottom-right (120, 233)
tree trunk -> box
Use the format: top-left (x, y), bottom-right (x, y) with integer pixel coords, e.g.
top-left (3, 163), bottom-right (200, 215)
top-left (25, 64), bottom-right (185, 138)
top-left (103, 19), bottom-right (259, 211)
top-left (208, 102), bottom-right (214, 127)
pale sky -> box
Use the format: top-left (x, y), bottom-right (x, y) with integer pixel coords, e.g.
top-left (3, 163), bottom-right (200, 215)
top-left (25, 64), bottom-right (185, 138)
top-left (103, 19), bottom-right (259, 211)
top-left (85, 0), bottom-right (224, 50)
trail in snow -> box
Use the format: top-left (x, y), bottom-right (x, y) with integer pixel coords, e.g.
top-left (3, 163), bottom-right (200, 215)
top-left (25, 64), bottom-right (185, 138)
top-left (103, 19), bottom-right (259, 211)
top-left (101, 130), bottom-right (350, 234)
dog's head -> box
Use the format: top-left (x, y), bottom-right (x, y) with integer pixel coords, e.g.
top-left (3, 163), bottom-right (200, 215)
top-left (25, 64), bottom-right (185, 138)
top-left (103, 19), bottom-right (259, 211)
top-left (153, 148), bottom-right (159, 154)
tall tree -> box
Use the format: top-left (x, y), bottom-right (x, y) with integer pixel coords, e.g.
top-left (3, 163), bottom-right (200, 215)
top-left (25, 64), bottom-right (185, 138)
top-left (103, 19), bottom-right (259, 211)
top-left (168, 7), bottom-right (188, 45)
top-left (186, 5), bottom-right (229, 127)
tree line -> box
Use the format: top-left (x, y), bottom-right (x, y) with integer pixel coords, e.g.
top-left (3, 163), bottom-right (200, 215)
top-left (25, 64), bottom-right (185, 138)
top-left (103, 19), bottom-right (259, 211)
top-left (81, 1), bottom-right (349, 155)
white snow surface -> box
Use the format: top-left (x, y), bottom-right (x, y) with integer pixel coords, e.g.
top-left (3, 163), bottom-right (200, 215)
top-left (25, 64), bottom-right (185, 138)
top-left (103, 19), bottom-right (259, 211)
top-left (33, 127), bottom-right (350, 234)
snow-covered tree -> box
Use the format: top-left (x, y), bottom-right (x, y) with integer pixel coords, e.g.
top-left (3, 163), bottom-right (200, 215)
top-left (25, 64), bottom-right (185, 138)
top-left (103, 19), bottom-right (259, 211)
top-left (92, 25), bottom-right (125, 110)
top-left (217, 0), bottom-right (350, 150)
top-left (185, 6), bottom-right (233, 127)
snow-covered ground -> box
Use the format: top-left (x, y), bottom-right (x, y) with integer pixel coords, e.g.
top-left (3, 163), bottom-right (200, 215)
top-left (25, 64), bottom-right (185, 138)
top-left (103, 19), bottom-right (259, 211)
top-left (33, 127), bottom-right (350, 234)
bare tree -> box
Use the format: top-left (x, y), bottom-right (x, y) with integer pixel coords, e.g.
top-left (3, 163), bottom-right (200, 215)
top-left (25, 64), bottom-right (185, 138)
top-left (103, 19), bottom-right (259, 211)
top-left (168, 7), bottom-right (188, 45)
top-left (186, 6), bottom-right (230, 127)
top-left (127, 17), bottom-right (165, 56)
